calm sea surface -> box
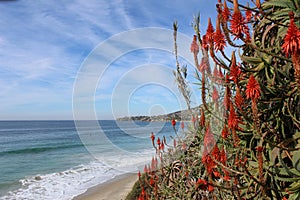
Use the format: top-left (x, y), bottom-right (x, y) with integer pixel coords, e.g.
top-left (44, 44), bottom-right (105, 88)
top-left (0, 120), bottom-right (178, 200)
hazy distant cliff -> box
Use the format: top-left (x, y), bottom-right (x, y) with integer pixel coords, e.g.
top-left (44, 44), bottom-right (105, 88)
top-left (117, 106), bottom-right (200, 122)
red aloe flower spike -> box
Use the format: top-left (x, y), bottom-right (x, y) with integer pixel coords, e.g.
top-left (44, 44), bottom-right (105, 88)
top-left (212, 145), bottom-right (220, 161)
top-left (282, 12), bottom-right (300, 57)
top-left (151, 157), bottom-right (156, 171)
top-left (144, 165), bottom-right (148, 173)
top-left (222, 0), bottom-right (231, 22)
top-left (181, 121), bottom-right (184, 130)
top-left (230, 0), bottom-right (250, 40)
top-left (150, 132), bottom-right (155, 142)
top-left (200, 108), bottom-right (205, 127)
top-left (246, 75), bottom-right (261, 100)
top-left (220, 147), bottom-right (227, 165)
top-left (202, 34), bottom-right (209, 50)
top-left (212, 87), bottom-right (219, 102)
top-left (156, 137), bottom-right (161, 146)
top-left (208, 182), bottom-right (215, 192)
top-left (221, 124), bottom-right (229, 139)
top-left (190, 35), bottom-right (199, 55)
top-left (245, 3), bottom-right (252, 22)
top-left (235, 87), bottom-right (244, 110)
top-left (196, 179), bottom-right (208, 190)
top-left (213, 65), bottom-right (218, 81)
top-left (214, 15), bottom-right (226, 52)
top-left (199, 56), bottom-right (210, 73)
top-left (138, 171), bottom-right (141, 178)
top-left (206, 18), bottom-right (215, 44)
top-left (204, 125), bottom-right (216, 151)
top-left (171, 118), bottom-right (176, 127)
top-left (229, 52), bottom-right (241, 84)
top-left (228, 104), bottom-right (240, 129)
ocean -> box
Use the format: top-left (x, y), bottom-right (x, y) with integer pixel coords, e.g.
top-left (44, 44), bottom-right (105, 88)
top-left (0, 120), bottom-right (178, 200)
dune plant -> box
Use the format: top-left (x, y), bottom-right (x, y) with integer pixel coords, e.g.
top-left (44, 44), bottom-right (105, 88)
top-left (132, 0), bottom-right (300, 199)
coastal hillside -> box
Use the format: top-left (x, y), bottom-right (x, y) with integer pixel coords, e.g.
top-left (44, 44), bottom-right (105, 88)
top-left (117, 106), bottom-right (200, 121)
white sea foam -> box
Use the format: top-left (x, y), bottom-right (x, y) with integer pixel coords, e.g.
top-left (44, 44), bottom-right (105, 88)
top-left (0, 149), bottom-right (155, 200)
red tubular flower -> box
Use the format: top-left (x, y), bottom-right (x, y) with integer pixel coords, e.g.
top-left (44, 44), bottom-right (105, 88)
top-left (196, 179), bottom-right (208, 190)
top-left (220, 147), bottom-right (227, 165)
top-left (173, 139), bottom-right (176, 148)
top-left (282, 12), bottom-right (300, 57)
top-left (213, 65), bottom-right (218, 79)
top-left (138, 171), bottom-right (141, 178)
top-left (246, 75), bottom-right (261, 100)
top-left (181, 121), bottom-right (184, 130)
top-left (230, 0), bottom-right (250, 40)
top-left (171, 119), bottom-right (176, 126)
top-left (156, 137), bottom-right (161, 146)
top-left (208, 183), bottom-right (215, 192)
top-left (222, 0), bottom-right (231, 22)
top-left (150, 132), bottom-right (155, 142)
top-left (245, 3), bottom-right (252, 22)
top-left (190, 35), bottom-right (199, 55)
top-left (235, 87), bottom-right (244, 110)
top-left (218, 66), bottom-right (224, 84)
top-left (206, 18), bottom-right (215, 43)
top-left (204, 125), bottom-right (216, 149)
top-left (212, 145), bottom-right (220, 161)
top-left (202, 35), bottom-right (209, 50)
top-left (149, 177), bottom-right (155, 186)
top-left (229, 52), bottom-right (241, 84)
top-left (221, 124), bottom-right (229, 139)
top-left (199, 56), bottom-right (210, 73)
top-left (228, 104), bottom-right (240, 129)
top-left (214, 15), bottom-right (226, 52)
top-left (212, 87), bottom-right (219, 102)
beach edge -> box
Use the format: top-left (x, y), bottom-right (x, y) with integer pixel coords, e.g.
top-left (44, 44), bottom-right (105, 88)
top-left (72, 173), bottom-right (137, 200)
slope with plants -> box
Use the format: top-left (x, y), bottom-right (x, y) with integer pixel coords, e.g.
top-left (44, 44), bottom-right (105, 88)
top-left (128, 0), bottom-right (300, 199)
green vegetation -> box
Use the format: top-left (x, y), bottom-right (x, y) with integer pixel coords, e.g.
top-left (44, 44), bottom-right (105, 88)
top-left (128, 0), bottom-right (300, 199)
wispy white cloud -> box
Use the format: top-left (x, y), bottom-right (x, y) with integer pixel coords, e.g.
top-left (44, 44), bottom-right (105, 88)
top-left (0, 0), bottom-right (214, 119)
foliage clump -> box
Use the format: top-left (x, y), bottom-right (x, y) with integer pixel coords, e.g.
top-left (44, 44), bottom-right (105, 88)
top-left (130, 0), bottom-right (300, 199)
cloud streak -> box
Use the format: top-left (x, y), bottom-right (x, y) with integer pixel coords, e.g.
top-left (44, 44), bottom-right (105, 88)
top-left (0, 0), bottom-right (214, 119)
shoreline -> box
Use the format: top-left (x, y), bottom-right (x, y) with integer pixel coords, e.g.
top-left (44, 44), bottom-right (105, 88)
top-left (73, 173), bottom-right (138, 200)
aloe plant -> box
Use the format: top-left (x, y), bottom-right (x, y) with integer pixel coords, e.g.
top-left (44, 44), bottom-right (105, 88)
top-left (133, 0), bottom-right (300, 199)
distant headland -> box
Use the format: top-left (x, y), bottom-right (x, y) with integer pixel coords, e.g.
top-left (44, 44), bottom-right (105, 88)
top-left (116, 106), bottom-right (200, 122)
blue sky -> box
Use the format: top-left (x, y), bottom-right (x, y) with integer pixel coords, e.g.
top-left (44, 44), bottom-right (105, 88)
top-left (0, 0), bottom-right (219, 120)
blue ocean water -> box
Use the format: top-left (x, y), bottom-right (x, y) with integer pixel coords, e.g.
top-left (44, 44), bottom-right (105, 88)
top-left (0, 120), bottom-right (178, 200)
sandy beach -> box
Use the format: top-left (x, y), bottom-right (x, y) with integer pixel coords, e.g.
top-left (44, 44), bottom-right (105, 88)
top-left (73, 173), bottom-right (138, 200)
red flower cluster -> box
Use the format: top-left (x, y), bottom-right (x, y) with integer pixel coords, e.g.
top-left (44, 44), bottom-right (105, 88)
top-left (222, 0), bottom-right (231, 22)
top-left (212, 87), bottom-right (219, 102)
top-left (214, 15), bottom-right (226, 52)
top-left (171, 119), bottom-right (176, 126)
top-left (282, 12), bottom-right (300, 56)
top-left (190, 35), bottom-right (199, 55)
top-left (228, 104), bottom-right (240, 129)
top-left (235, 88), bottom-right (244, 110)
top-left (246, 75), bottom-right (261, 100)
top-left (206, 18), bottom-right (215, 44)
top-left (230, 0), bottom-right (250, 40)
top-left (229, 52), bottom-right (242, 84)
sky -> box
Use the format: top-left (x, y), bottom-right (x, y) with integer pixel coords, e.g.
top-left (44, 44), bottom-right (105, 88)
top-left (0, 0), bottom-right (220, 120)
